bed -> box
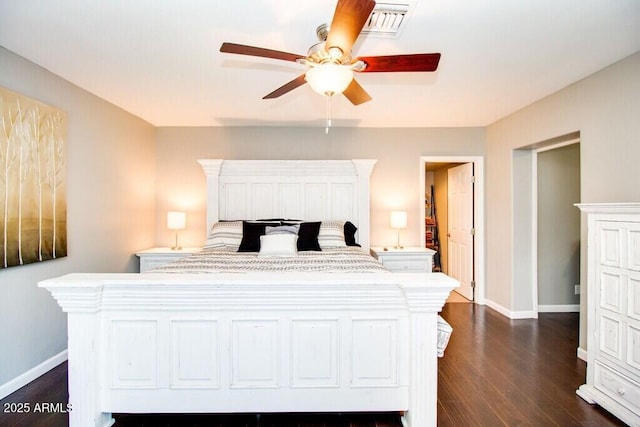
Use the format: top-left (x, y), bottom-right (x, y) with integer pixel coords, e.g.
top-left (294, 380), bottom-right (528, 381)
top-left (39, 159), bottom-right (458, 427)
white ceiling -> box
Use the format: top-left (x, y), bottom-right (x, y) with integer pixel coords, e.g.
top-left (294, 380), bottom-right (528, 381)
top-left (1, 0), bottom-right (639, 128)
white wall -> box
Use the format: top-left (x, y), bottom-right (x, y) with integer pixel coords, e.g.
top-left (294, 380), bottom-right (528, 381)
top-left (154, 127), bottom-right (486, 249)
top-left (486, 51), bottom-right (640, 346)
top-left (0, 47), bottom-right (156, 393)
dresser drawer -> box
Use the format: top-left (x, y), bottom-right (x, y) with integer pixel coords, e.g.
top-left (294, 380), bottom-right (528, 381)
top-left (381, 257), bottom-right (431, 273)
top-left (136, 248), bottom-right (199, 272)
top-left (139, 258), bottom-right (174, 272)
top-left (595, 362), bottom-right (640, 415)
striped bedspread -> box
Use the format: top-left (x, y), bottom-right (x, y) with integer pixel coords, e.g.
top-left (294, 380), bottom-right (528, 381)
top-left (148, 247), bottom-right (389, 274)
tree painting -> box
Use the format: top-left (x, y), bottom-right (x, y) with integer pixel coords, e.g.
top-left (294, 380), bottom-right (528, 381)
top-left (0, 87), bottom-right (67, 268)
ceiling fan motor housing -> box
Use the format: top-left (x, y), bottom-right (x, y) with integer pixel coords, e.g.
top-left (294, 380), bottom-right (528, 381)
top-left (308, 42), bottom-right (349, 65)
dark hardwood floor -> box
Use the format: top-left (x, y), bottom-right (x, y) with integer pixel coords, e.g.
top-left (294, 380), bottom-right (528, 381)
top-left (437, 303), bottom-right (624, 426)
top-left (0, 303), bottom-right (626, 427)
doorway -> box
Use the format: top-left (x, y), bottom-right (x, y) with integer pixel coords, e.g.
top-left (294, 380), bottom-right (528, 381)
top-left (534, 141), bottom-right (581, 314)
top-left (511, 132), bottom-right (581, 320)
top-left (420, 156), bottom-right (485, 305)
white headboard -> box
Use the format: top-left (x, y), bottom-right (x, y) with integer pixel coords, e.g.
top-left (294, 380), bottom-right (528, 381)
top-left (198, 159), bottom-right (377, 251)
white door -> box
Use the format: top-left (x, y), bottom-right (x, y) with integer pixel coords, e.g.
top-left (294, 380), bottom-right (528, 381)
top-left (448, 163), bottom-right (474, 300)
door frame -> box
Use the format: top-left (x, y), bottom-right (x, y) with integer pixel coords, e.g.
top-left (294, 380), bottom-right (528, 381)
top-left (530, 138), bottom-right (581, 317)
top-left (420, 156), bottom-right (485, 305)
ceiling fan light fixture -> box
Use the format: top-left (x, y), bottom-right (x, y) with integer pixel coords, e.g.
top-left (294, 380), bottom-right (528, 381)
top-left (305, 63), bottom-right (353, 96)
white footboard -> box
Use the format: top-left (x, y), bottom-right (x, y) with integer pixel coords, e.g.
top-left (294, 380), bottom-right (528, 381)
top-left (39, 272), bottom-right (457, 427)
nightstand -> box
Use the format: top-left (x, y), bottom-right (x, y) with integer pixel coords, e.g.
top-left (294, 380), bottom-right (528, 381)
top-left (136, 247), bottom-right (200, 272)
top-left (371, 247), bottom-right (436, 273)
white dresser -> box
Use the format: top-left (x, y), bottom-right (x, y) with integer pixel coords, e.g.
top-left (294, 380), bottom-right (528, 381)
top-left (577, 203), bottom-right (640, 426)
top-left (371, 247), bottom-right (435, 273)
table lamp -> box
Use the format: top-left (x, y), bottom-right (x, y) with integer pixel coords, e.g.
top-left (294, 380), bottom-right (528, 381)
top-left (390, 210), bottom-right (407, 249)
top-left (167, 211), bottom-right (186, 250)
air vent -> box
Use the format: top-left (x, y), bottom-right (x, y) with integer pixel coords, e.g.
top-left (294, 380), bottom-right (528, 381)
top-left (362, 2), bottom-right (411, 36)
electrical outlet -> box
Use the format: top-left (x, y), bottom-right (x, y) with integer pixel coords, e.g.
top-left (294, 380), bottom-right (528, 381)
top-left (575, 285), bottom-right (581, 295)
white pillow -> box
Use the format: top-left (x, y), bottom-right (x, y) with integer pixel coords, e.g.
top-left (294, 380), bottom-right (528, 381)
top-left (265, 224), bottom-right (300, 235)
top-left (203, 221), bottom-right (243, 249)
top-left (318, 220), bottom-right (347, 249)
top-left (258, 234), bottom-right (298, 257)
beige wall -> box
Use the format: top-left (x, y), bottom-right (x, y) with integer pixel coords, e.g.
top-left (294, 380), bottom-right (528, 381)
top-left (154, 127), bottom-right (485, 249)
top-left (0, 47), bottom-right (156, 388)
top-left (537, 144), bottom-right (581, 307)
top-left (486, 51), bottom-right (640, 345)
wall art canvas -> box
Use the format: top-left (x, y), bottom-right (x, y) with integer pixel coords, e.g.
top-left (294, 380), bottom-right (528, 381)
top-left (0, 87), bottom-right (67, 268)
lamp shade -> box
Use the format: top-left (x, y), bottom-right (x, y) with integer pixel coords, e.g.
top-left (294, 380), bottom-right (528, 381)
top-left (167, 211), bottom-right (186, 230)
top-left (305, 63), bottom-right (353, 96)
top-left (390, 211), bottom-right (407, 229)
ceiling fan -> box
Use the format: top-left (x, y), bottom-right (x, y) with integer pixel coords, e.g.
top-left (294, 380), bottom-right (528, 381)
top-left (219, 0), bottom-right (441, 106)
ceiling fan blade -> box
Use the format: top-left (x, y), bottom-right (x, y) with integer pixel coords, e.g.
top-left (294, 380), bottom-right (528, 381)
top-left (220, 42), bottom-right (304, 63)
top-left (343, 78), bottom-right (372, 105)
top-left (356, 53), bottom-right (442, 72)
top-left (263, 74), bottom-right (308, 99)
top-left (325, 0), bottom-right (376, 56)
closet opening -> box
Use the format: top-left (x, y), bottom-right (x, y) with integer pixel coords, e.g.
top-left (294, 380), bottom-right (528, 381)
top-left (420, 156), bottom-right (485, 304)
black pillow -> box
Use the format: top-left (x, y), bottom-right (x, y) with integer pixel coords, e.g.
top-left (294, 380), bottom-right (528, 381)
top-left (238, 221), bottom-right (278, 252)
top-left (344, 221), bottom-right (360, 247)
top-left (285, 221), bottom-right (321, 251)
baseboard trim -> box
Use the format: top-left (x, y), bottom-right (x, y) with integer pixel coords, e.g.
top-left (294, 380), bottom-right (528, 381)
top-left (484, 299), bottom-right (536, 319)
top-left (577, 347), bottom-right (588, 362)
top-left (0, 350), bottom-right (68, 400)
top-left (538, 304), bottom-right (580, 313)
